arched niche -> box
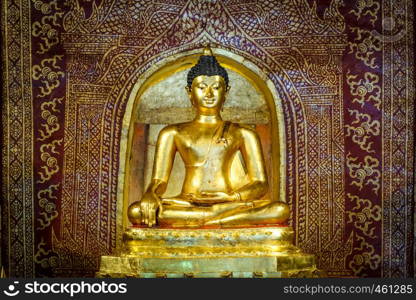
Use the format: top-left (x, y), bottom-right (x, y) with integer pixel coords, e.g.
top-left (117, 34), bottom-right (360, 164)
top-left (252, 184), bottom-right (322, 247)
top-left (118, 48), bottom-right (286, 230)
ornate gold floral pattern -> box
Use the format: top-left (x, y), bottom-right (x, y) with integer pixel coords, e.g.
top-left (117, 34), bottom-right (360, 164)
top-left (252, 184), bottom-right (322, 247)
top-left (38, 139), bottom-right (62, 183)
top-left (348, 27), bottom-right (382, 69)
top-left (27, 0), bottom-right (66, 277)
top-left (32, 55), bottom-right (64, 97)
top-left (34, 238), bottom-right (59, 269)
top-left (346, 153), bottom-right (381, 194)
top-left (346, 193), bottom-right (381, 238)
top-left (349, 0), bottom-right (380, 25)
top-left (345, 109), bottom-right (380, 153)
top-left (37, 185), bottom-right (59, 230)
top-left (32, 13), bottom-right (63, 54)
top-left (346, 71), bottom-right (381, 109)
top-left (31, 0), bottom-right (60, 14)
top-left (349, 234), bottom-right (381, 276)
top-left (38, 97), bottom-right (63, 141)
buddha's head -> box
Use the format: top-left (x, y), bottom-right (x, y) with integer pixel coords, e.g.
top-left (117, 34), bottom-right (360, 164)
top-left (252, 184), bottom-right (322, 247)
top-left (186, 47), bottom-right (230, 115)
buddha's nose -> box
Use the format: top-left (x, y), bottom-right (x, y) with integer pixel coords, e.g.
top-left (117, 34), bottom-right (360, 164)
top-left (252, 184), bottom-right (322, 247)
top-left (205, 87), bottom-right (214, 98)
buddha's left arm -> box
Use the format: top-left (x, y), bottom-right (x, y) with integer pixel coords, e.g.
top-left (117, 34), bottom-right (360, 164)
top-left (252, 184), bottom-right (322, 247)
top-left (235, 127), bottom-right (269, 201)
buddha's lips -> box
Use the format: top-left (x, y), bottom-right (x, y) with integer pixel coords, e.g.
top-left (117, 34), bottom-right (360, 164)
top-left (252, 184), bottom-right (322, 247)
top-left (203, 98), bottom-right (215, 104)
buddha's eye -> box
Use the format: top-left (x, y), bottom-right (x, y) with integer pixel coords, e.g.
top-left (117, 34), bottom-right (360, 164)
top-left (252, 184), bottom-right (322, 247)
top-left (212, 85), bottom-right (219, 90)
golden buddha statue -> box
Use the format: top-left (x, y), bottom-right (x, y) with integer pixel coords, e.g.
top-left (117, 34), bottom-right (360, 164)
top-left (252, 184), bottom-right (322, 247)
top-left (127, 47), bottom-right (289, 228)
top-left (96, 47), bottom-right (319, 278)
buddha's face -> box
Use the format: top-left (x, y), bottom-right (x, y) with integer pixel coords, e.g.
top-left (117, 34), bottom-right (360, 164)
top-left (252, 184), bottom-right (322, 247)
top-left (187, 75), bottom-right (229, 114)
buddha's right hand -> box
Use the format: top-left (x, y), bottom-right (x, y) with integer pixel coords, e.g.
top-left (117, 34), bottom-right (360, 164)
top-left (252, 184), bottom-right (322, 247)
top-left (139, 192), bottom-right (160, 227)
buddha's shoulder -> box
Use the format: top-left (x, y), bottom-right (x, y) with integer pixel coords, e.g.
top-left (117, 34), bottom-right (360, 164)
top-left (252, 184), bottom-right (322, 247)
top-left (229, 122), bottom-right (259, 137)
top-left (160, 122), bottom-right (193, 135)
top-left (158, 124), bottom-right (180, 137)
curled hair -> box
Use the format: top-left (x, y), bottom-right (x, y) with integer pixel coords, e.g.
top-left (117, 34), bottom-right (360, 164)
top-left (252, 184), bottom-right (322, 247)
top-left (187, 55), bottom-right (229, 88)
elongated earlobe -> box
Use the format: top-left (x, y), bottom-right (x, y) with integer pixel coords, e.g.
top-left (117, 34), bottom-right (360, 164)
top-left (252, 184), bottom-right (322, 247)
top-left (185, 86), bottom-right (192, 99)
top-left (185, 86), bottom-right (195, 108)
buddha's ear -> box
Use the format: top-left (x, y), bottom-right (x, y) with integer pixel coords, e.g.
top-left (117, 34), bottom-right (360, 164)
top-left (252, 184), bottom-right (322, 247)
top-left (185, 86), bottom-right (191, 97)
top-left (226, 85), bottom-right (231, 93)
top-left (185, 86), bottom-right (195, 106)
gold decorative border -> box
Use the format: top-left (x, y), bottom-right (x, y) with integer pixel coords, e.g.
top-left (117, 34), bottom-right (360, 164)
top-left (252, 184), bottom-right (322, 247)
top-left (2, 0), bottom-right (35, 276)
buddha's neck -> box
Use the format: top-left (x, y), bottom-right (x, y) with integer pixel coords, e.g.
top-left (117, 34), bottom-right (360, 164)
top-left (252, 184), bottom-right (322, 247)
top-left (194, 113), bottom-right (222, 124)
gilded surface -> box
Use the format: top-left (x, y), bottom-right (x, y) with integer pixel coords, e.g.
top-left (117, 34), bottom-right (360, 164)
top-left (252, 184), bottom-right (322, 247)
top-left (1, 0), bottom-right (414, 277)
top-left (122, 227), bottom-right (296, 256)
top-left (97, 226), bottom-right (318, 278)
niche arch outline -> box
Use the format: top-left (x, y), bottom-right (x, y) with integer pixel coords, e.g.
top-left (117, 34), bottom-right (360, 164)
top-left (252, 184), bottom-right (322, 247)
top-left (117, 48), bottom-right (287, 232)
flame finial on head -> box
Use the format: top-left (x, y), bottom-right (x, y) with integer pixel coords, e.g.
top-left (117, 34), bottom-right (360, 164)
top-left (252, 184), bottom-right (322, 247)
top-left (202, 45), bottom-right (214, 56)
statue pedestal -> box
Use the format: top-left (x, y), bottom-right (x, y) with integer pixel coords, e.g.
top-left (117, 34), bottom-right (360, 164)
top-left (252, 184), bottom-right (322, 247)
top-left (97, 226), bottom-right (321, 278)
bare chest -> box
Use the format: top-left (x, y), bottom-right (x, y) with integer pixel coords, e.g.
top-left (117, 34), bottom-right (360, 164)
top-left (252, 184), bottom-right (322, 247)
top-left (175, 127), bottom-right (238, 164)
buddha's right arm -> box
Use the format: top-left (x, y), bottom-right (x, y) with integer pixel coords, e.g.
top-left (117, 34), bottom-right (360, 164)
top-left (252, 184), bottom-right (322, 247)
top-left (144, 126), bottom-right (177, 198)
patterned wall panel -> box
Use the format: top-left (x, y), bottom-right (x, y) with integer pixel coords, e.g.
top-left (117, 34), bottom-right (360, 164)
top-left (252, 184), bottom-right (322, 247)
top-left (1, 0), bottom-right (414, 277)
